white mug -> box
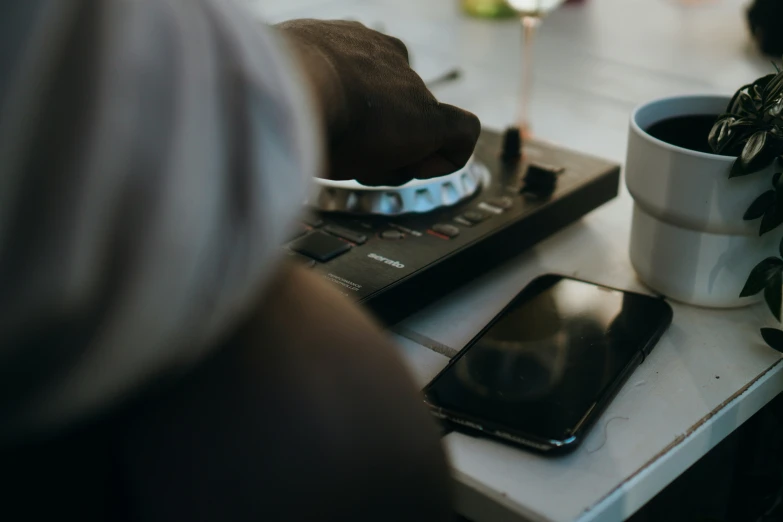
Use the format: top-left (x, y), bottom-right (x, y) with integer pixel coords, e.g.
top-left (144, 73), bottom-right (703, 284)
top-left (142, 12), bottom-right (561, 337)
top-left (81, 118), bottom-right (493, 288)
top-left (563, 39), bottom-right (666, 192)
top-left (625, 95), bottom-right (776, 308)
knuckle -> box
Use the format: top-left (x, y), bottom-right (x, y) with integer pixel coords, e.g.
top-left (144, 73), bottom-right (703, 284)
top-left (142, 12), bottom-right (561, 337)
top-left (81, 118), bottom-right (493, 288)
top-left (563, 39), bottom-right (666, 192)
top-left (452, 108), bottom-right (480, 138)
top-left (467, 113), bottom-right (481, 137)
top-left (385, 35), bottom-right (410, 59)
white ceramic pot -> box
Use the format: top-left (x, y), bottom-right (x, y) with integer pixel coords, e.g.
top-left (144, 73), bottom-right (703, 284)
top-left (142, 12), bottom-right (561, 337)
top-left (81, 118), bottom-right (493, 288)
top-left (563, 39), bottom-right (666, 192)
top-left (626, 94), bottom-right (777, 308)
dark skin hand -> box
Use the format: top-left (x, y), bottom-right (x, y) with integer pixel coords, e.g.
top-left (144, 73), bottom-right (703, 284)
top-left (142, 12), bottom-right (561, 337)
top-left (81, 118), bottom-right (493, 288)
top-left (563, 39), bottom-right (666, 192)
top-left (277, 19), bottom-right (481, 186)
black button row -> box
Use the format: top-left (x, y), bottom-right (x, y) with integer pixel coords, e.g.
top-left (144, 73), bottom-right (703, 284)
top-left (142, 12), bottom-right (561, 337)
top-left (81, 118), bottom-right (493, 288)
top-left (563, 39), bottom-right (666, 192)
top-left (380, 229), bottom-right (405, 240)
top-left (486, 196), bottom-right (514, 210)
top-left (432, 192), bottom-right (521, 238)
top-left (431, 224), bottom-right (460, 238)
top-left (462, 210), bottom-right (489, 224)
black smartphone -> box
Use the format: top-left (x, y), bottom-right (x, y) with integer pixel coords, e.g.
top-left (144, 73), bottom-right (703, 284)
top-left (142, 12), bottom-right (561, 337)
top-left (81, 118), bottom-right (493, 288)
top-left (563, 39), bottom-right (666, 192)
top-left (423, 274), bottom-right (673, 455)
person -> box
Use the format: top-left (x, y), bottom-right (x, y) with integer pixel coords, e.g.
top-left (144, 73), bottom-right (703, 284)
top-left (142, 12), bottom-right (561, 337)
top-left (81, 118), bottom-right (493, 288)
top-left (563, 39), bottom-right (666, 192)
top-left (747, 0), bottom-right (783, 57)
top-left (0, 0), bottom-right (481, 520)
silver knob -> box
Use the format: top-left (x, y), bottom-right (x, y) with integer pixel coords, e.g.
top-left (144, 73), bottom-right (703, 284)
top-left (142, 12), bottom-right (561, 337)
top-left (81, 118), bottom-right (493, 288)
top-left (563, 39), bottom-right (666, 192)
top-left (308, 157), bottom-right (490, 216)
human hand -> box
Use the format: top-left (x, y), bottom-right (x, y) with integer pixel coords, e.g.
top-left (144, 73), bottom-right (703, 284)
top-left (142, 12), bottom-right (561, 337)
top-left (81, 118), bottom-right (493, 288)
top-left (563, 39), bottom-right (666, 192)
top-left (277, 19), bottom-right (481, 186)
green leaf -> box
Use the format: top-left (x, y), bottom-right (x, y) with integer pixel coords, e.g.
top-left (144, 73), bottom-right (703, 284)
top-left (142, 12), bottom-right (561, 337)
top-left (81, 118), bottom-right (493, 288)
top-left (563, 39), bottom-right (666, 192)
top-left (773, 172), bottom-right (782, 188)
top-left (765, 271), bottom-right (783, 320)
top-left (769, 97), bottom-right (783, 117)
top-left (765, 71), bottom-right (783, 101)
top-left (744, 190), bottom-right (775, 220)
top-left (738, 91), bottom-right (758, 115)
top-left (754, 73), bottom-right (776, 101)
top-left (717, 130), bottom-right (751, 157)
top-left (710, 116), bottom-right (758, 155)
top-left (728, 118), bottom-right (758, 128)
top-left (714, 111), bottom-right (741, 120)
top-left (760, 328), bottom-right (783, 353)
top-left (730, 131), bottom-right (783, 177)
top-left (730, 157), bottom-right (749, 177)
top-left (708, 118), bottom-right (732, 152)
top-left (729, 83), bottom-right (755, 113)
top-left (757, 72), bottom-right (776, 87)
top-left (779, 235), bottom-right (783, 258)
top-left (740, 257), bottom-right (783, 297)
top-left (710, 114), bottom-right (760, 155)
top-left (761, 200), bottom-right (783, 235)
top-left (743, 130), bottom-right (768, 162)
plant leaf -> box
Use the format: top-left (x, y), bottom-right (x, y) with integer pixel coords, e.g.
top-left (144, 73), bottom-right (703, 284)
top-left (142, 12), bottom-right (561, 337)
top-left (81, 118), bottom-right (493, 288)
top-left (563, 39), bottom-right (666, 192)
top-left (765, 71), bottom-right (783, 101)
top-left (744, 190), bottom-right (775, 220)
top-left (761, 328), bottom-right (783, 353)
top-left (765, 271), bottom-right (783, 320)
top-left (756, 72), bottom-right (776, 90)
top-left (729, 82), bottom-right (755, 113)
top-left (755, 85), bottom-right (768, 103)
top-left (710, 115), bottom-right (760, 156)
top-left (774, 172), bottom-right (782, 188)
top-left (761, 200), bottom-right (783, 235)
top-left (743, 130), bottom-right (768, 162)
top-left (738, 91), bottom-right (758, 115)
top-left (740, 257), bottom-right (783, 297)
top-left (761, 199), bottom-right (783, 234)
top-left (718, 128), bottom-right (753, 157)
top-left (709, 115), bottom-right (758, 154)
top-left (729, 117), bottom-right (758, 128)
top-left (769, 96), bottom-right (783, 117)
top-left (731, 131), bottom-right (783, 177)
top-left (708, 117), bottom-right (733, 153)
top-left (755, 73), bottom-right (777, 104)
top-left (730, 157), bottom-right (748, 177)
top-left (779, 235), bottom-right (783, 258)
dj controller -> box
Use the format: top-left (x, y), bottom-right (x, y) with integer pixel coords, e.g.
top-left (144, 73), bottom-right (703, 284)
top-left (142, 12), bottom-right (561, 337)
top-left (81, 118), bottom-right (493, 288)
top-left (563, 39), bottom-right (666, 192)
top-left (286, 129), bottom-right (621, 326)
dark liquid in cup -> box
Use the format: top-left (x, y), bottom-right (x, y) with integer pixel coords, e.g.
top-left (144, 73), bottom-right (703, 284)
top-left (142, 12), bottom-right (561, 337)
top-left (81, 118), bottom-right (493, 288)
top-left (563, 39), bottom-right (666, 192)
top-left (645, 114), bottom-right (719, 154)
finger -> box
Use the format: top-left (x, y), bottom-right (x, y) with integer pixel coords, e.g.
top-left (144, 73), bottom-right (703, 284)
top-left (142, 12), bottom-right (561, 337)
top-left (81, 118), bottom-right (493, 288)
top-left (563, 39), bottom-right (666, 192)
top-left (325, 157), bottom-right (375, 182)
top-left (353, 169), bottom-right (413, 187)
top-left (433, 103), bottom-right (481, 172)
top-left (331, 19), bottom-right (368, 28)
top-left (383, 35), bottom-right (410, 64)
top-left (334, 109), bottom-right (476, 186)
top-left (392, 154), bottom-right (459, 181)
top-left (353, 151), bottom-right (464, 187)
top-left (325, 155), bottom-right (413, 186)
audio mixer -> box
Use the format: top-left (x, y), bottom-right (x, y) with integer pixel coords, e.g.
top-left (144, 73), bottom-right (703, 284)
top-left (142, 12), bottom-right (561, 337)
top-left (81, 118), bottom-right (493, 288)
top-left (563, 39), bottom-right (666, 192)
top-left (286, 129), bottom-right (621, 326)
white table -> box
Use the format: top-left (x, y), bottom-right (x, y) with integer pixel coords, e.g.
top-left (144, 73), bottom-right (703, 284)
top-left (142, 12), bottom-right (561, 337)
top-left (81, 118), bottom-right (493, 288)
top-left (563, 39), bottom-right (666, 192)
top-left (250, 1), bottom-right (783, 520)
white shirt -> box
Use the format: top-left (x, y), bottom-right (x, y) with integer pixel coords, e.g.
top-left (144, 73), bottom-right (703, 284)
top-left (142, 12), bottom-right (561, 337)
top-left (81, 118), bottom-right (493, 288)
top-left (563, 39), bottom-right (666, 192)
top-left (0, 0), bottom-right (319, 442)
